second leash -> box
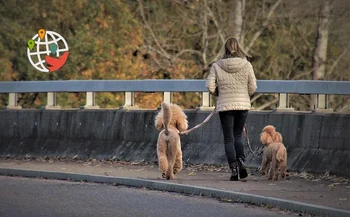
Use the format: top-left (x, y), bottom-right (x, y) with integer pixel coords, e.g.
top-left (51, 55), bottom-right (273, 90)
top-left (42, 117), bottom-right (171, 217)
top-left (244, 125), bottom-right (263, 158)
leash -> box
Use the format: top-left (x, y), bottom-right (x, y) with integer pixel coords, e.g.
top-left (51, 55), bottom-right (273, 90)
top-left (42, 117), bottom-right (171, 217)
top-left (179, 108), bottom-right (263, 158)
top-left (179, 107), bottom-right (217, 135)
top-left (243, 125), bottom-right (263, 158)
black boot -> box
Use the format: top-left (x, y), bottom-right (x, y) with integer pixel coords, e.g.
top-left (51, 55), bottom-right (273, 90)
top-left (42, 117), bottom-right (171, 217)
top-left (238, 158), bottom-right (248, 179)
top-left (229, 163), bottom-right (239, 181)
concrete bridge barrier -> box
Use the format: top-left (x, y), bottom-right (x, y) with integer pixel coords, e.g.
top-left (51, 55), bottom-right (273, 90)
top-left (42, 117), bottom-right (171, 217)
top-left (0, 110), bottom-right (349, 177)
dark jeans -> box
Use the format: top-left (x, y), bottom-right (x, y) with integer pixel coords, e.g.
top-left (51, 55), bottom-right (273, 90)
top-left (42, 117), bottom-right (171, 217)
top-left (219, 110), bottom-right (248, 165)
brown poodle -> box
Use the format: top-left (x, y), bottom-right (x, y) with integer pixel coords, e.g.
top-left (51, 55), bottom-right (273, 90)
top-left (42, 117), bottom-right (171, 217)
top-left (154, 102), bottom-right (188, 180)
top-left (260, 125), bottom-right (287, 181)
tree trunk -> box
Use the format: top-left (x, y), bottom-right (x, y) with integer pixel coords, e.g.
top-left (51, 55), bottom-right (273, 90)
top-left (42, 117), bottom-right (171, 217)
top-left (313, 0), bottom-right (331, 80)
top-left (232, 0), bottom-right (244, 43)
top-left (311, 0), bottom-right (331, 110)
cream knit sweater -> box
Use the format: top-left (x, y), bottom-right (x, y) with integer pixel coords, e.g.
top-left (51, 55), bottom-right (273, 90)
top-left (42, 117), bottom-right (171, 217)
top-left (206, 57), bottom-right (257, 111)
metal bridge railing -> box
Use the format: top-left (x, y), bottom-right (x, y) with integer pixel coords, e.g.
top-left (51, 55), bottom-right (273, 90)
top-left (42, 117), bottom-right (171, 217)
top-left (0, 80), bottom-right (349, 111)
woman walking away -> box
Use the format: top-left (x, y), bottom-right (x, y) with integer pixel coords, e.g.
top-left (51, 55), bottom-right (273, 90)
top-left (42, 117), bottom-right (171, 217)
top-left (206, 37), bottom-right (257, 181)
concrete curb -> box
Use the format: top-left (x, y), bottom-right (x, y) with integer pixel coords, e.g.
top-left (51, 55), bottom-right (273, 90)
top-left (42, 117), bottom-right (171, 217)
top-left (1, 168), bottom-right (349, 217)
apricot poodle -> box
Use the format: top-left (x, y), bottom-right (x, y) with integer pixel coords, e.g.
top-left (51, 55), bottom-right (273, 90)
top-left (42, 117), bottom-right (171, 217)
top-left (154, 102), bottom-right (188, 180)
top-left (260, 125), bottom-right (287, 181)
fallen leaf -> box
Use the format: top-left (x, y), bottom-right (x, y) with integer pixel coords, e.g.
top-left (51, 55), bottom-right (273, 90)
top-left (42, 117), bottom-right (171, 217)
top-left (328, 184), bottom-right (336, 190)
top-left (220, 198), bottom-right (233, 202)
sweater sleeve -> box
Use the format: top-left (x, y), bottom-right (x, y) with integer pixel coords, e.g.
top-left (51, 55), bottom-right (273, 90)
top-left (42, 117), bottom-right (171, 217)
top-left (247, 63), bottom-right (257, 96)
top-left (206, 64), bottom-right (218, 96)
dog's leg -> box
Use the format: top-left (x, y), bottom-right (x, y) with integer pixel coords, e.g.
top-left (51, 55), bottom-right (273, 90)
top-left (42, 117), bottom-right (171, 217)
top-left (165, 138), bottom-right (178, 180)
top-left (268, 164), bottom-right (274, 180)
top-left (269, 153), bottom-right (280, 181)
top-left (281, 151), bottom-right (288, 178)
top-left (273, 162), bottom-right (280, 181)
top-left (268, 153), bottom-right (277, 180)
top-left (280, 161), bottom-right (287, 179)
top-left (166, 158), bottom-right (175, 180)
top-left (173, 146), bottom-right (183, 175)
top-left (158, 155), bottom-right (168, 178)
top-left (157, 138), bottom-right (168, 178)
top-left (260, 151), bottom-right (269, 176)
top-left (267, 161), bottom-right (274, 180)
top-left (265, 161), bottom-right (271, 177)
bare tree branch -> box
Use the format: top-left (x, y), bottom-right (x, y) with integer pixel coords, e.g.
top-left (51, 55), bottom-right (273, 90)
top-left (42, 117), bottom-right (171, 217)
top-left (142, 45), bottom-right (167, 70)
top-left (328, 42), bottom-right (350, 75)
top-left (245, 0), bottom-right (283, 53)
top-left (292, 69), bottom-right (313, 79)
top-left (250, 93), bottom-right (262, 103)
top-left (204, 0), bottom-right (226, 43)
top-left (293, 25), bottom-right (312, 50)
top-left (174, 49), bottom-right (203, 58)
top-left (256, 98), bottom-right (279, 110)
top-left (338, 99), bottom-right (350, 113)
top-left (143, 45), bottom-right (169, 59)
top-left (138, 0), bottom-right (171, 60)
top-left (211, 34), bottom-right (221, 58)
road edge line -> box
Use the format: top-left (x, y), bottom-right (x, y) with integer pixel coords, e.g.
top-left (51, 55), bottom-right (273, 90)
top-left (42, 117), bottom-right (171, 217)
top-left (0, 168), bottom-right (349, 217)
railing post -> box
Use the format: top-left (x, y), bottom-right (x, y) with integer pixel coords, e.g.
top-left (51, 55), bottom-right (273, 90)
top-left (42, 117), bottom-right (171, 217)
top-left (163, 92), bottom-right (172, 103)
top-left (45, 92), bottom-right (61, 109)
top-left (276, 93), bottom-right (294, 112)
top-left (83, 92), bottom-right (100, 109)
top-left (6, 93), bottom-right (21, 109)
top-left (122, 92), bottom-right (136, 109)
top-left (199, 92), bottom-right (214, 110)
top-left (318, 94), bottom-right (327, 109)
top-left (313, 94), bottom-right (333, 113)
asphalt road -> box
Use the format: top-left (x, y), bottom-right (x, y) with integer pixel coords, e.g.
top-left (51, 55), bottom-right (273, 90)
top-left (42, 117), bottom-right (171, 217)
top-left (0, 176), bottom-right (296, 217)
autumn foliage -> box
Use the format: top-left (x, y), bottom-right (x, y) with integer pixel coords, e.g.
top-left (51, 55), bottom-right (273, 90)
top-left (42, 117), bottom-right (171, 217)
top-left (0, 0), bottom-right (349, 111)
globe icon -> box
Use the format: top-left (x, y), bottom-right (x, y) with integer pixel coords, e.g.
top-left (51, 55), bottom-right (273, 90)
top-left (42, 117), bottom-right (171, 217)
top-left (27, 30), bottom-right (69, 72)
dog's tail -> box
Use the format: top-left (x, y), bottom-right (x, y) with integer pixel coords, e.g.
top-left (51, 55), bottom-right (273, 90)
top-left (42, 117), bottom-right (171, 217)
top-left (161, 102), bottom-right (172, 136)
top-left (276, 145), bottom-right (286, 163)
